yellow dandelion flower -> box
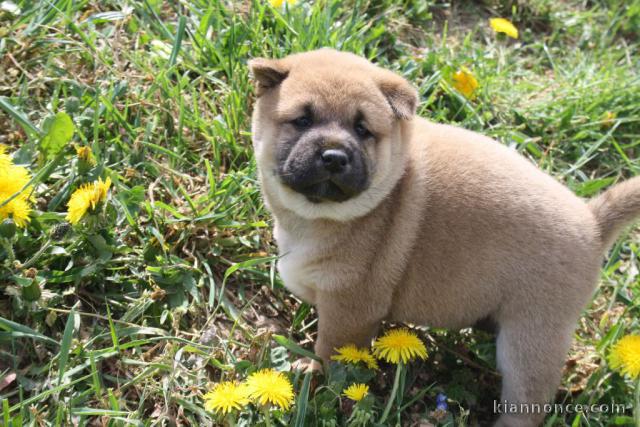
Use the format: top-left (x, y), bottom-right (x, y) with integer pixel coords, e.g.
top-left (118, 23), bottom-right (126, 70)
top-left (372, 328), bottom-right (427, 364)
top-left (66, 184), bottom-right (95, 224)
top-left (489, 18), bottom-right (519, 39)
top-left (269, 0), bottom-right (296, 7)
top-left (452, 67), bottom-right (479, 99)
top-left (95, 177), bottom-right (111, 202)
top-left (332, 345), bottom-right (379, 370)
top-left (75, 145), bottom-right (96, 166)
top-left (1, 197), bottom-right (32, 228)
top-left (608, 335), bottom-right (640, 379)
top-left (245, 369), bottom-right (295, 410)
top-left (0, 152), bottom-right (34, 228)
top-left (203, 381), bottom-right (250, 415)
top-left (66, 177), bottom-right (111, 224)
top-left (0, 145), bottom-right (12, 170)
top-left (601, 111), bottom-right (617, 128)
top-left (343, 383), bottom-right (369, 402)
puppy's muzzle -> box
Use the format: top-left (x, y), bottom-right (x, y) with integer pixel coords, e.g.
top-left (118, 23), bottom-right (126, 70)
top-left (279, 141), bottom-right (369, 203)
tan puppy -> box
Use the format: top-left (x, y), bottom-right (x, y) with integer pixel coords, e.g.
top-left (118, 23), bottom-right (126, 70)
top-left (249, 49), bottom-right (640, 427)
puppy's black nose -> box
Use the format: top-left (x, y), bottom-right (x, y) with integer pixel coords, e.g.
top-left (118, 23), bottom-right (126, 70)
top-left (320, 149), bottom-right (349, 173)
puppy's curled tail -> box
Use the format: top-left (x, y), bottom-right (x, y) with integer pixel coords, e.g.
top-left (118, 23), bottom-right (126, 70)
top-left (589, 176), bottom-right (640, 249)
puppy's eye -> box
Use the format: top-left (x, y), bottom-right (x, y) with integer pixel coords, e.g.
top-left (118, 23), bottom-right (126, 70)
top-left (354, 120), bottom-right (371, 138)
top-left (291, 115), bottom-right (312, 130)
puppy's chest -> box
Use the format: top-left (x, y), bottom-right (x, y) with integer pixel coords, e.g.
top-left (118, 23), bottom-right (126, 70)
top-left (277, 243), bottom-right (317, 297)
top-left (275, 228), bottom-right (339, 300)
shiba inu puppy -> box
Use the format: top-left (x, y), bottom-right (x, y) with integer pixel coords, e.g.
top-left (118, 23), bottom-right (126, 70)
top-left (249, 48), bottom-right (640, 426)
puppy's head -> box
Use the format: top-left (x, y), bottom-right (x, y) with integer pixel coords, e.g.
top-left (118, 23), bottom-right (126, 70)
top-left (250, 49), bottom-right (417, 221)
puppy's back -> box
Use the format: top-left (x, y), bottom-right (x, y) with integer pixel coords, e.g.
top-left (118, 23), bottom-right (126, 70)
top-left (414, 120), bottom-right (598, 246)
top-left (389, 119), bottom-right (602, 328)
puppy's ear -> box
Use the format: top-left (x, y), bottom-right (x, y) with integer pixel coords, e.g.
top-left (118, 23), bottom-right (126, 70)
top-left (377, 72), bottom-right (418, 120)
top-left (249, 58), bottom-right (288, 95)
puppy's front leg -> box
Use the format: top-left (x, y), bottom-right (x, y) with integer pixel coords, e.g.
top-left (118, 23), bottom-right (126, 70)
top-left (313, 289), bottom-right (385, 362)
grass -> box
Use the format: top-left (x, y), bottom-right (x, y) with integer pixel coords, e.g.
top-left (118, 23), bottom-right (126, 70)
top-left (0, 0), bottom-right (639, 425)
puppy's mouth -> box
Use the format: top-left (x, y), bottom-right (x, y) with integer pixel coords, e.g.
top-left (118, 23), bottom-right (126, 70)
top-left (278, 172), bottom-right (368, 203)
top-left (296, 179), bottom-right (358, 203)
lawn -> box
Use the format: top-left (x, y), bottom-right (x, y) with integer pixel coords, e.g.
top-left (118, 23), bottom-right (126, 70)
top-left (0, 0), bottom-right (639, 425)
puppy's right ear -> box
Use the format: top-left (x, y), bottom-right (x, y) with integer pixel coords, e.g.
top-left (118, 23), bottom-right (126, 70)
top-left (249, 58), bottom-right (288, 95)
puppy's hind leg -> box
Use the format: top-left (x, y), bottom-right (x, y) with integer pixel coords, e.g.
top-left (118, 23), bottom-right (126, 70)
top-left (493, 315), bottom-right (575, 427)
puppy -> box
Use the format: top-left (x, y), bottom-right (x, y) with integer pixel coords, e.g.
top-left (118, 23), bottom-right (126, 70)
top-left (249, 49), bottom-right (640, 426)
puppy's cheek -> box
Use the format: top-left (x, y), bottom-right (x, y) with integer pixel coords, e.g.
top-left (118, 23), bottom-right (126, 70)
top-left (364, 142), bottom-right (377, 179)
top-left (372, 138), bottom-right (396, 186)
top-left (275, 125), bottom-right (299, 152)
top-left (252, 120), bottom-right (279, 166)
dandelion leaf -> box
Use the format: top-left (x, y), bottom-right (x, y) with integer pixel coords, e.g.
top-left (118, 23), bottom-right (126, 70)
top-left (40, 112), bottom-right (74, 158)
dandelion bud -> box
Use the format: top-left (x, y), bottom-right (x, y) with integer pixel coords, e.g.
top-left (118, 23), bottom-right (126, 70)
top-left (50, 221), bottom-right (71, 240)
top-left (21, 275), bottom-right (41, 301)
top-left (65, 96), bottom-right (81, 114)
top-left (0, 218), bottom-right (16, 238)
top-left (75, 145), bottom-right (96, 175)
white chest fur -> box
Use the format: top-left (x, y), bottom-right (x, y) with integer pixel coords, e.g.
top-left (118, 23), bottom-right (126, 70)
top-left (274, 223), bottom-right (323, 303)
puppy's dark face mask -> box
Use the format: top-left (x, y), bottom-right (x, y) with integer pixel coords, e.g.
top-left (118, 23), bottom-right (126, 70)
top-left (275, 106), bottom-right (372, 203)
top-left (250, 49), bottom-right (418, 220)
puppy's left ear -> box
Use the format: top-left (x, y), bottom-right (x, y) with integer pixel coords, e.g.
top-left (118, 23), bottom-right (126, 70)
top-left (249, 58), bottom-right (289, 95)
top-left (377, 72), bottom-right (419, 120)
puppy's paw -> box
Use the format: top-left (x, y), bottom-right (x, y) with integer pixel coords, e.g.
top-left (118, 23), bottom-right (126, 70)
top-left (292, 357), bottom-right (323, 374)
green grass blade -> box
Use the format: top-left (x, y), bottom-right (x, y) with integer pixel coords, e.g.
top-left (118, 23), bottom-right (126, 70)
top-left (0, 96), bottom-right (41, 137)
top-left (9, 373), bottom-right (93, 413)
top-left (57, 306), bottom-right (78, 384)
top-left (272, 334), bottom-right (320, 361)
top-left (0, 317), bottom-right (58, 347)
top-left (293, 372), bottom-right (312, 427)
top-left (2, 399), bottom-right (9, 427)
top-left (169, 15), bottom-right (186, 68)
